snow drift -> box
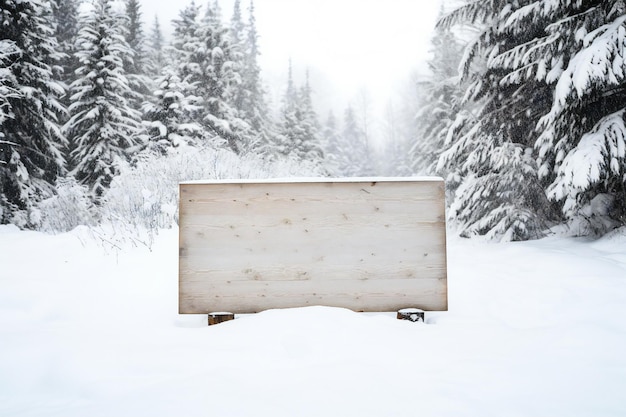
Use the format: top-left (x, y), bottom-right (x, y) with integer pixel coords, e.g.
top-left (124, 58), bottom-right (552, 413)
top-left (1, 225), bottom-right (625, 416)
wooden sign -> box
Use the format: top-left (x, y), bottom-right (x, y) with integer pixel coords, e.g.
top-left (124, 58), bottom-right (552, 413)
top-left (179, 178), bottom-right (448, 313)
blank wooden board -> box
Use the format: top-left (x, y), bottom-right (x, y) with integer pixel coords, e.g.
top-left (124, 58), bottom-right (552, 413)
top-left (179, 178), bottom-right (448, 313)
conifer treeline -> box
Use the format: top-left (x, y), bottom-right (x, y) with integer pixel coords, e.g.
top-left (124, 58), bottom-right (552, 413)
top-left (413, 0), bottom-right (626, 240)
top-left (1, 0), bottom-right (367, 228)
top-left (7, 0), bottom-right (623, 240)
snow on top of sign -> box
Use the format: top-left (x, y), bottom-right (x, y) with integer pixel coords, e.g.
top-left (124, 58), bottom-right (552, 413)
top-left (180, 176), bottom-right (444, 185)
top-left (397, 308), bottom-right (425, 313)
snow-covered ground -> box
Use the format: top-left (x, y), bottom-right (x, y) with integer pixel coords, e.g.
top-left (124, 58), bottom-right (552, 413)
top-left (1, 224), bottom-right (625, 417)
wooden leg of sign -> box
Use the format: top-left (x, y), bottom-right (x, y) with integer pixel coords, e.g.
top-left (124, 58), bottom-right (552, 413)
top-left (397, 308), bottom-right (425, 322)
top-left (208, 312), bottom-right (235, 326)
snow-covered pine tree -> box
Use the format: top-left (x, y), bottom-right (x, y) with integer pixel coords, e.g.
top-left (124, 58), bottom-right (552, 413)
top-left (205, 0), bottom-right (222, 24)
top-left (381, 100), bottom-right (412, 176)
top-left (340, 104), bottom-right (372, 176)
top-left (411, 6), bottom-right (465, 175)
top-left (144, 15), bottom-right (165, 77)
top-left (230, 0), bottom-right (275, 155)
top-left (203, 0), bottom-right (251, 152)
top-left (275, 61), bottom-right (301, 156)
top-left (0, 0), bottom-right (66, 225)
top-left (440, 0), bottom-right (626, 238)
top-left (0, 41), bottom-right (18, 127)
top-left (295, 71), bottom-right (324, 161)
top-left (276, 64), bottom-right (299, 156)
top-left (533, 1), bottom-right (626, 232)
top-left (171, 1), bottom-right (198, 46)
top-left (170, 1), bottom-right (201, 69)
top-left (51, 0), bottom-right (80, 95)
top-left (276, 64), bottom-right (324, 163)
top-left (321, 111), bottom-right (342, 175)
top-left (229, 0), bottom-right (245, 52)
top-left (355, 88), bottom-right (373, 159)
top-left (64, 0), bottom-right (141, 200)
top-left (437, 0), bottom-right (557, 241)
top-left (141, 5), bottom-right (203, 153)
top-left (142, 71), bottom-right (204, 153)
top-left (228, 0), bottom-right (254, 138)
top-left (123, 0), bottom-right (152, 113)
top-left (323, 102), bottom-right (375, 177)
top-left (163, 2), bottom-right (208, 148)
top-left (124, 0), bottom-right (144, 75)
top-left (171, 0), bottom-right (250, 152)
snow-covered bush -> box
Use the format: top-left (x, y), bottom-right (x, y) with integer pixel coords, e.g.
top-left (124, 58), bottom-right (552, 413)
top-left (35, 178), bottom-right (97, 233)
top-left (562, 194), bottom-right (624, 237)
top-left (94, 145), bottom-right (326, 247)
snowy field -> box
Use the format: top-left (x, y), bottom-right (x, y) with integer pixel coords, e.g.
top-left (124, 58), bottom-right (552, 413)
top-left (1, 225), bottom-right (626, 417)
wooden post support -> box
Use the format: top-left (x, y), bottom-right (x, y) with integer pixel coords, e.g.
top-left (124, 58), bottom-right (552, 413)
top-left (397, 308), bottom-right (425, 322)
top-left (208, 312), bottom-right (235, 326)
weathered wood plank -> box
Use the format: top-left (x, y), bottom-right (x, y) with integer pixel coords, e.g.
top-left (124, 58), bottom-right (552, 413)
top-left (181, 285), bottom-right (446, 314)
top-left (179, 178), bottom-right (448, 313)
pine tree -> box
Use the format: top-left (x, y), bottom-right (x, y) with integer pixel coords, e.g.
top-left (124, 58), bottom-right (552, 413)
top-left (170, 0), bottom-right (250, 152)
top-left (296, 71), bottom-right (323, 160)
top-left (171, 1), bottom-right (201, 59)
top-left (145, 15), bottom-right (165, 77)
top-left (0, 43), bottom-right (19, 128)
top-left (142, 71), bottom-right (204, 153)
top-left (204, 0), bottom-right (250, 152)
top-left (166, 1), bottom-right (209, 148)
top-left (276, 63), bottom-right (323, 162)
top-left (0, 0), bottom-right (66, 225)
top-left (321, 111), bottom-right (341, 175)
top-left (229, 0), bottom-right (245, 51)
top-left (51, 0), bottom-right (80, 92)
top-left (440, 0), bottom-right (626, 239)
top-left (381, 100), bottom-right (411, 176)
top-left (205, 0), bottom-right (222, 24)
top-left (124, 0), bottom-right (144, 75)
top-left (123, 0), bottom-right (151, 113)
top-left (64, 0), bottom-right (141, 200)
top-left (355, 87), bottom-right (373, 158)
top-left (411, 11), bottom-right (465, 175)
top-left (275, 60), bottom-right (300, 156)
top-left (231, 0), bottom-right (274, 154)
top-left (437, 0), bottom-right (556, 240)
top-left (340, 105), bottom-right (371, 176)
top-left (533, 1), bottom-right (626, 232)
top-left (323, 103), bottom-right (374, 177)
top-left (143, 5), bottom-right (206, 154)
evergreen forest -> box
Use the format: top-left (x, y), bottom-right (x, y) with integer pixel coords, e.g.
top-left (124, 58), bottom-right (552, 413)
top-left (1, 0), bottom-right (625, 241)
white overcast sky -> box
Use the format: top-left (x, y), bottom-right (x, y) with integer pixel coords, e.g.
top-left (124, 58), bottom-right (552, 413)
top-left (138, 0), bottom-right (443, 114)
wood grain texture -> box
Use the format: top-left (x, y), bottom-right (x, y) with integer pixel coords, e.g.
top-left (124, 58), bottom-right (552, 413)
top-left (179, 178), bottom-right (448, 313)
